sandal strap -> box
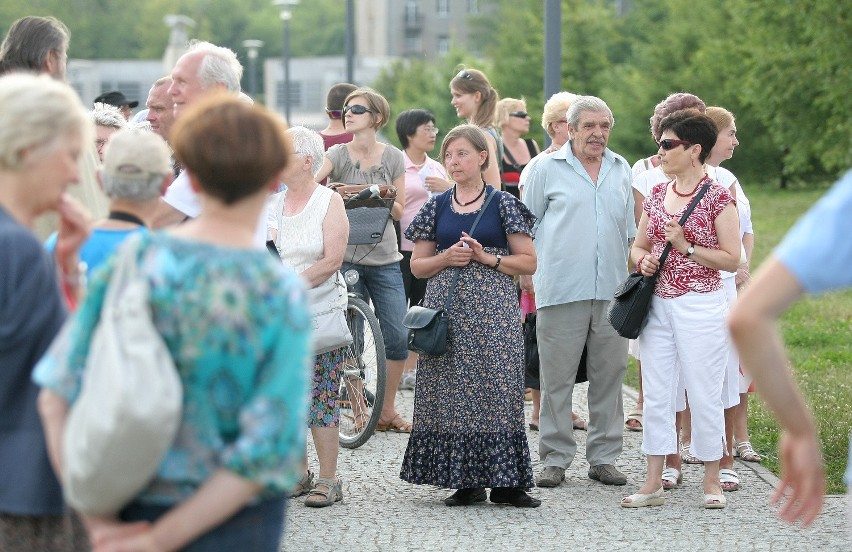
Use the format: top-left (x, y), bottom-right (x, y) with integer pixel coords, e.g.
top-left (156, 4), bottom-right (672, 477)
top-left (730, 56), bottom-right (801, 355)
top-left (307, 477), bottom-right (341, 497)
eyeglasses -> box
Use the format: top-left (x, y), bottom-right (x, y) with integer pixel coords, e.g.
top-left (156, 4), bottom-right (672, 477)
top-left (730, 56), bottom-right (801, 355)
top-left (658, 139), bottom-right (692, 151)
top-left (455, 70), bottom-right (474, 81)
top-left (326, 109), bottom-right (343, 119)
top-left (509, 111), bottom-right (529, 119)
top-left (420, 126), bottom-right (439, 135)
top-left (343, 104), bottom-right (373, 116)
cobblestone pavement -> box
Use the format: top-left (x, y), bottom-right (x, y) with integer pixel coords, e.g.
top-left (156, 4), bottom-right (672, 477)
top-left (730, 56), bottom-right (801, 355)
top-left (284, 384), bottom-right (849, 551)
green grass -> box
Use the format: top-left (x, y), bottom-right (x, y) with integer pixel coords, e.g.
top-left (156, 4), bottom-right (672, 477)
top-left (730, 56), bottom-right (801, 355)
top-left (626, 185), bottom-right (852, 494)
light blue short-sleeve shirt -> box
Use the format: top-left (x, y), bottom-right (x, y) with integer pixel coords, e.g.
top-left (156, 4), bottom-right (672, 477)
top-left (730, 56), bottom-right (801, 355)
top-left (775, 169), bottom-right (852, 295)
top-left (522, 141), bottom-right (636, 308)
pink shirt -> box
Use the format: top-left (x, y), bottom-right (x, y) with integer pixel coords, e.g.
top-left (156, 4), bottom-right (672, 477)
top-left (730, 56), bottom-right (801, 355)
top-left (400, 151), bottom-right (448, 252)
top-left (643, 179), bottom-right (734, 298)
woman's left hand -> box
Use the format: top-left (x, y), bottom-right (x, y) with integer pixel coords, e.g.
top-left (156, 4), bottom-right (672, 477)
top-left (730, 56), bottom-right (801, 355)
top-left (459, 232), bottom-right (489, 265)
top-left (664, 218), bottom-right (688, 253)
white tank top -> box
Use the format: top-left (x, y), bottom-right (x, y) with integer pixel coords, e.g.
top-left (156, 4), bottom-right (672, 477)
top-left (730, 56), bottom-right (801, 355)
top-left (273, 185), bottom-right (334, 282)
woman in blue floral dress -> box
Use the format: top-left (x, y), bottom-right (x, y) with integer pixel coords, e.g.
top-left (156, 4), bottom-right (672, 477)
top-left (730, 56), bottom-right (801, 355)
top-left (400, 124), bottom-right (540, 508)
top-left (35, 96), bottom-right (312, 551)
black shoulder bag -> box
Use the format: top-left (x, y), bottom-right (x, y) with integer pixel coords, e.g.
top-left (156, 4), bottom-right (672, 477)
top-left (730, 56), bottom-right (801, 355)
top-left (607, 180), bottom-right (711, 339)
top-left (403, 189), bottom-right (497, 355)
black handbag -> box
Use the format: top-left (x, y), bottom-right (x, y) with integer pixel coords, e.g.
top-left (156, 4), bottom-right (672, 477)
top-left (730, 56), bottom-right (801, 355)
top-left (607, 180), bottom-right (711, 339)
top-left (403, 189), bottom-right (496, 355)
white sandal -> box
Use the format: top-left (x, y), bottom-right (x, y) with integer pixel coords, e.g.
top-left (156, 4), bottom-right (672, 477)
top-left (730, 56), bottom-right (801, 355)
top-left (661, 467), bottom-right (682, 490)
top-left (621, 487), bottom-right (666, 508)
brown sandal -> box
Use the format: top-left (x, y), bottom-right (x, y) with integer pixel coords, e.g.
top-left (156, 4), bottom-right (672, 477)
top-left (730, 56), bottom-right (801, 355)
top-left (375, 414), bottom-right (412, 433)
top-left (304, 477), bottom-right (343, 508)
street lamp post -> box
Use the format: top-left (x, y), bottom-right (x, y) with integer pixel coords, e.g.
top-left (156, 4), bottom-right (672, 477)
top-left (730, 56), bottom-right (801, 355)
top-left (242, 40), bottom-right (264, 99)
top-left (272, 0), bottom-right (299, 122)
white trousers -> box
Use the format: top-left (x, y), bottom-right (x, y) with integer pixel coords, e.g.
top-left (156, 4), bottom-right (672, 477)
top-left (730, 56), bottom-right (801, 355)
top-left (639, 290), bottom-right (728, 460)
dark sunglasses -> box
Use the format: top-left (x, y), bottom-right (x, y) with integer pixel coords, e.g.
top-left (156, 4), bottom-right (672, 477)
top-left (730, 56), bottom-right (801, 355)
top-left (509, 111), bottom-right (529, 119)
top-left (326, 109), bottom-right (343, 119)
top-left (658, 138), bottom-right (692, 151)
top-left (455, 69), bottom-right (474, 81)
top-left (343, 104), bottom-right (373, 116)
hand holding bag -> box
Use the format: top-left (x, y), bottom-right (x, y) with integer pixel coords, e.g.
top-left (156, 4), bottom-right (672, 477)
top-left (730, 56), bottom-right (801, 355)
top-left (403, 189), bottom-right (496, 355)
top-left (62, 241), bottom-right (182, 515)
top-left (607, 180), bottom-right (711, 339)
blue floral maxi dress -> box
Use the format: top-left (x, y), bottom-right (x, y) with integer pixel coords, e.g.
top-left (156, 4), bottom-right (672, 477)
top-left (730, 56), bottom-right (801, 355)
top-left (400, 186), bottom-right (536, 489)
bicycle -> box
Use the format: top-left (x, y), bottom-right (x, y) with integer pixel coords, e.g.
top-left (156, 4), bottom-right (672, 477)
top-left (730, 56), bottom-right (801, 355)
top-left (335, 184), bottom-right (396, 449)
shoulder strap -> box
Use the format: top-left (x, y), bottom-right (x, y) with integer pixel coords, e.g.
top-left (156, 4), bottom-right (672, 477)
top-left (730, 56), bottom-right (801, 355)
top-left (657, 179), bottom-right (712, 267)
top-left (443, 189), bottom-right (497, 310)
top-left (503, 145), bottom-right (520, 169)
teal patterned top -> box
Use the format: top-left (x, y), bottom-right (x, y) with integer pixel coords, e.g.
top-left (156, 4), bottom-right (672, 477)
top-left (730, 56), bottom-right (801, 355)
top-left (34, 232), bottom-right (312, 504)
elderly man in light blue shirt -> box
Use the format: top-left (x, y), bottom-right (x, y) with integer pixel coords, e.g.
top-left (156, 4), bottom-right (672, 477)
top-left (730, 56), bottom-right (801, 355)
top-left (522, 96), bottom-right (636, 488)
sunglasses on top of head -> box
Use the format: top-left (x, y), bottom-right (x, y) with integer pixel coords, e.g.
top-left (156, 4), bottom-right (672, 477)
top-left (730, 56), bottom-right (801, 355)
top-left (509, 111), bottom-right (529, 119)
top-left (455, 69), bottom-right (474, 81)
top-left (658, 138), bottom-right (692, 151)
top-left (343, 104), bottom-right (373, 116)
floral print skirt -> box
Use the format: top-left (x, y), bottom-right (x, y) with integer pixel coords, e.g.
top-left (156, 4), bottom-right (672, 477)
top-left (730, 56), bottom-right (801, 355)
top-left (400, 255), bottom-right (534, 489)
top-left (308, 347), bottom-right (345, 427)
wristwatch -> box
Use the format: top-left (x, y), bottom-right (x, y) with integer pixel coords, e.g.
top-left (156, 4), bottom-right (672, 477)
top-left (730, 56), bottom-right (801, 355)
top-left (493, 254), bottom-right (502, 270)
top-left (685, 243), bottom-right (695, 257)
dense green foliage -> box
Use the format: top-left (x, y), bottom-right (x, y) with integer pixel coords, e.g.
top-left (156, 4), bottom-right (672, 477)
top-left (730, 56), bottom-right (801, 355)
top-left (2, 0), bottom-right (848, 180)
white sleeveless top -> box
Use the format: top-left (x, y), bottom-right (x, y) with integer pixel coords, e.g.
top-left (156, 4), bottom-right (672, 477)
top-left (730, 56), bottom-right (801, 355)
top-left (272, 185), bottom-right (334, 282)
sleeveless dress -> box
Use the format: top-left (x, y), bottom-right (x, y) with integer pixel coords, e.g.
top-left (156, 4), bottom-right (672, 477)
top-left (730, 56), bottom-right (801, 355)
top-left (400, 186), bottom-right (537, 489)
top-left (273, 186), bottom-right (346, 427)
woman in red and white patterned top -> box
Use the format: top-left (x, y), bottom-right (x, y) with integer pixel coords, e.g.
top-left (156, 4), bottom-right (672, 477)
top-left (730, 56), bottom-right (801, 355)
top-left (622, 110), bottom-right (741, 510)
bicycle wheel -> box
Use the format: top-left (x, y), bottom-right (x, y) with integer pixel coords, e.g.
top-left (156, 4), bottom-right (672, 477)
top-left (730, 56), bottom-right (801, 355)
top-left (338, 296), bottom-right (387, 448)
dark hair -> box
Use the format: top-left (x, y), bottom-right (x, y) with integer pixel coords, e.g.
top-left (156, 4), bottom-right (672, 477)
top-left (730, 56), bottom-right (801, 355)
top-left (171, 93), bottom-right (291, 205)
top-left (0, 16), bottom-right (69, 76)
top-left (395, 109), bottom-right (436, 149)
top-left (649, 92), bottom-right (705, 142)
top-left (658, 109), bottom-right (718, 164)
top-left (440, 124), bottom-right (490, 172)
top-left (326, 82), bottom-right (357, 111)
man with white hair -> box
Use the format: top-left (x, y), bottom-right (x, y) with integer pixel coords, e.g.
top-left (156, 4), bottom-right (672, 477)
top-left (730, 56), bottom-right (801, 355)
top-left (45, 128), bottom-right (172, 271)
top-left (152, 40), bottom-right (245, 229)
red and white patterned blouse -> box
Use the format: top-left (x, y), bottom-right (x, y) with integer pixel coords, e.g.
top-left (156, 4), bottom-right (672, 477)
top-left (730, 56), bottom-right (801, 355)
top-left (643, 179), bottom-right (735, 298)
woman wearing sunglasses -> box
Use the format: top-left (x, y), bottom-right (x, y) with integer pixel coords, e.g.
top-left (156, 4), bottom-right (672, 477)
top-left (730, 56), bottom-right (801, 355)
top-left (623, 109), bottom-right (741, 509)
top-left (449, 67), bottom-right (502, 190)
top-left (315, 88), bottom-right (412, 434)
top-left (496, 98), bottom-right (540, 199)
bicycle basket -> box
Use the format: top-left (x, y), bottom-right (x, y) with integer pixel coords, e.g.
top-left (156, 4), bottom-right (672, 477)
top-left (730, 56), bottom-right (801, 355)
top-left (333, 184), bottom-right (397, 245)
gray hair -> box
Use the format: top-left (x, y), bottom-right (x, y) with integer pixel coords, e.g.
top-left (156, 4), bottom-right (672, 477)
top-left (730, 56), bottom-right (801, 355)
top-left (0, 73), bottom-right (91, 171)
top-left (287, 126), bottom-right (325, 175)
top-left (0, 16), bottom-right (69, 76)
top-left (91, 103), bottom-right (129, 130)
top-left (187, 40), bottom-right (243, 92)
top-left (566, 95), bottom-right (615, 130)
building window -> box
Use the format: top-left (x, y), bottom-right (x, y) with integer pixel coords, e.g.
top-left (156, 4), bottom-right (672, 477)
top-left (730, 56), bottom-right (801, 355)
top-left (406, 0), bottom-right (419, 25)
top-left (405, 35), bottom-right (423, 56)
top-left (437, 35), bottom-right (450, 55)
top-left (437, 0), bottom-right (449, 18)
top-left (468, 0), bottom-right (479, 14)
